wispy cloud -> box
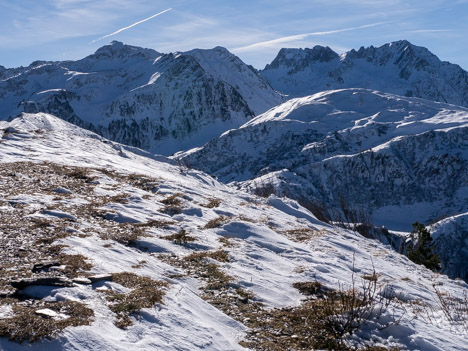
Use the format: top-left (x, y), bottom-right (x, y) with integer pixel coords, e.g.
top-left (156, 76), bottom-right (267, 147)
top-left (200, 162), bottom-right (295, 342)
top-left (409, 29), bottom-right (451, 33)
top-left (91, 8), bottom-right (172, 43)
top-left (233, 22), bottom-right (393, 53)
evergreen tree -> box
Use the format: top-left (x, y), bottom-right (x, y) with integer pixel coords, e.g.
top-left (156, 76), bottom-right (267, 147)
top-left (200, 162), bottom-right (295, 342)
top-left (406, 222), bottom-right (441, 271)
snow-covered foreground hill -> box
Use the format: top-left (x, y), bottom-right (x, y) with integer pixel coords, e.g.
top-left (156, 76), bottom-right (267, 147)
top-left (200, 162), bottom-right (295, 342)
top-left (0, 113), bottom-right (467, 350)
top-left (0, 42), bottom-right (281, 155)
top-left (179, 88), bottom-right (468, 280)
top-left (261, 40), bottom-right (468, 107)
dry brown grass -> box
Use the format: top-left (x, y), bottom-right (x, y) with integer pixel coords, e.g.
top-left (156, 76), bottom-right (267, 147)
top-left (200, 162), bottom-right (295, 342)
top-left (239, 277), bottom-right (402, 351)
top-left (203, 215), bottom-right (231, 229)
top-left (184, 250), bottom-right (230, 263)
top-left (160, 249), bottom-right (232, 293)
top-left (97, 224), bottom-right (146, 245)
top-left (0, 300), bottom-right (94, 343)
top-left (281, 228), bottom-right (326, 242)
top-left (159, 193), bottom-right (184, 215)
top-left (201, 198), bottom-right (221, 208)
top-left (136, 219), bottom-right (175, 228)
top-left (102, 272), bottom-right (168, 328)
top-left (162, 229), bottom-right (196, 245)
top-left (161, 193), bottom-right (183, 206)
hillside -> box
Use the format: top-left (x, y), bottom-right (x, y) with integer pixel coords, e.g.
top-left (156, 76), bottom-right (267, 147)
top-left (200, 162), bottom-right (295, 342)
top-left (0, 113), bottom-right (466, 350)
top-left (178, 88), bottom-right (468, 280)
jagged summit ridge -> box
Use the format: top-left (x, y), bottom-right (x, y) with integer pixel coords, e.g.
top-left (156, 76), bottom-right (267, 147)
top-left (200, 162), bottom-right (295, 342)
top-left (261, 40), bottom-right (468, 107)
top-left (265, 45), bottom-right (339, 70)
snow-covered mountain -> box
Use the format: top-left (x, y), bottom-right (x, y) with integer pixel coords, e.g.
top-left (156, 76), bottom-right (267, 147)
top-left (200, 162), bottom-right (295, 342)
top-left (261, 40), bottom-right (468, 107)
top-left (431, 214), bottom-right (468, 281)
top-left (1, 113), bottom-right (467, 350)
top-left (0, 41), bottom-right (281, 155)
top-left (178, 88), bottom-right (468, 279)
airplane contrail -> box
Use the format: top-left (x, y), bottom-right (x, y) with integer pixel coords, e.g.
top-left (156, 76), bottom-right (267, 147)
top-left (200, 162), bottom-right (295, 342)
top-left (232, 22), bottom-right (394, 53)
top-left (91, 8), bottom-right (172, 43)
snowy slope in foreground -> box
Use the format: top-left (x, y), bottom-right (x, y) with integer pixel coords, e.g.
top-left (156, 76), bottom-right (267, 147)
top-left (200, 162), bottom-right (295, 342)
top-left (0, 114), bottom-right (467, 350)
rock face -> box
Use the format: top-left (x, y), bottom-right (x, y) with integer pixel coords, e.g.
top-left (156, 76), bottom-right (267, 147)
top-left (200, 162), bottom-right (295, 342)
top-left (261, 40), bottom-right (468, 107)
top-left (0, 41), bottom-right (281, 155)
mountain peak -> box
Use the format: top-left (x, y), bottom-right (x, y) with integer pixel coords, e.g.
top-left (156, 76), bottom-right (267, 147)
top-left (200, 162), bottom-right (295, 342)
top-left (306, 45), bottom-right (339, 62)
top-left (266, 46), bottom-right (339, 70)
top-left (90, 41), bottom-right (161, 62)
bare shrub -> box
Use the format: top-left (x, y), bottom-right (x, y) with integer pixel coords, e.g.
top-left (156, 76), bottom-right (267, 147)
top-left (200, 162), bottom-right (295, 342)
top-left (330, 196), bottom-right (374, 238)
top-left (252, 180), bottom-right (276, 198)
top-left (241, 260), bottom-right (404, 350)
top-left (433, 285), bottom-right (468, 332)
top-left (98, 225), bottom-right (146, 245)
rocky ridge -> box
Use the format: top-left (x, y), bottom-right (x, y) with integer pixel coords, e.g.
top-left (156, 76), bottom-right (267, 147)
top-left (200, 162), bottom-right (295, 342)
top-left (261, 40), bottom-right (468, 107)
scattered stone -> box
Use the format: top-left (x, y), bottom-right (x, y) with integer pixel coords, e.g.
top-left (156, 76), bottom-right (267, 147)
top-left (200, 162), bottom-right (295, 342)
top-left (0, 288), bottom-right (15, 298)
top-left (49, 265), bottom-right (67, 272)
top-left (88, 274), bottom-right (113, 284)
top-left (52, 187), bottom-right (73, 194)
top-left (42, 209), bottom-right (77, 221)
top-left (32, 261), bottom-right (61, 273)
top-left (72, 277), bottom-right (92, 285)
top-left (11, 276), bottom-right (74, 289)
top-left (238, 296), bottom-right (249, 304)
top-left (35, 308), bottom-right (59, 318)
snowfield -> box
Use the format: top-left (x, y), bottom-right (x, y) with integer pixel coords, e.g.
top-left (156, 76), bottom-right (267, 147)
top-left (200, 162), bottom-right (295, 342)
top-left (0, 113), bottom-right (467, 350)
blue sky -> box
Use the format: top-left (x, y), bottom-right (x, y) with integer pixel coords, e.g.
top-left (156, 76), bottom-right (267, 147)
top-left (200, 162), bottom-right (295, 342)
top-left (0, 0), bottom-right (467, 70)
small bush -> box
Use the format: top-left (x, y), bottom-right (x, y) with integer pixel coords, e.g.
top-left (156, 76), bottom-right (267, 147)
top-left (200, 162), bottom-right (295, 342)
top-left (240, 262), bottom-right (403, 350)
top-left (160, 193), bottom-right (184, 216)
